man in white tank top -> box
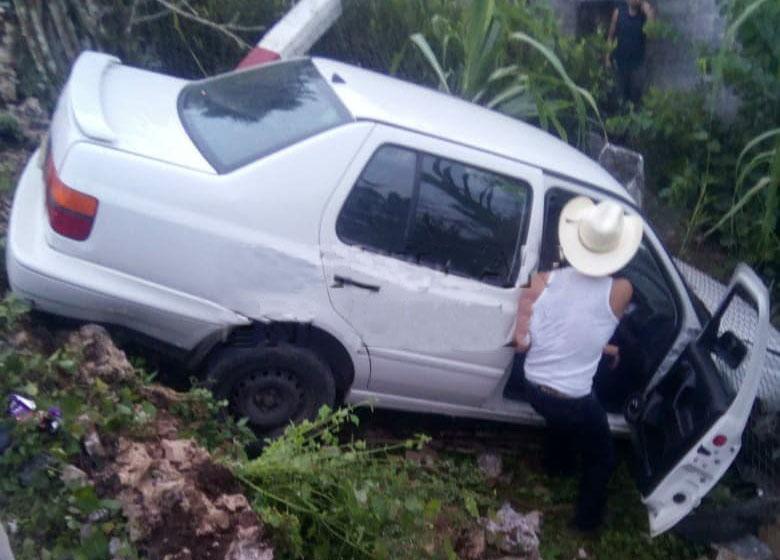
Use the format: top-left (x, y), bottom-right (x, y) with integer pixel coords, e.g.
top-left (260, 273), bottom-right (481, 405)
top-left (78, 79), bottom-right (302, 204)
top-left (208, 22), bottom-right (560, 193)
top-left (515, 196), bottom-right (642, 532)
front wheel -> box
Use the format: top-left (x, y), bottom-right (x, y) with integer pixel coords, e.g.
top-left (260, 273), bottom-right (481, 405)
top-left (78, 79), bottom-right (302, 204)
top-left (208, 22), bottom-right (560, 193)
top-left (206, 344), bottom-right (336, 434)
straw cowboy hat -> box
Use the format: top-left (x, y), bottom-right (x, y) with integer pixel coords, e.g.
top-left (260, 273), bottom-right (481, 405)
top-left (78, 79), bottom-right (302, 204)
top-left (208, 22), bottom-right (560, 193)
top-left (558, 196), bottom-right (643, 277)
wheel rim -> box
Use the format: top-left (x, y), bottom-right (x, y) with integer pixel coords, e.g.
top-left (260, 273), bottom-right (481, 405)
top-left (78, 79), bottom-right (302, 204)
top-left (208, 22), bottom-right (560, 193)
top-left (231, 368), bottom-right (306, 428)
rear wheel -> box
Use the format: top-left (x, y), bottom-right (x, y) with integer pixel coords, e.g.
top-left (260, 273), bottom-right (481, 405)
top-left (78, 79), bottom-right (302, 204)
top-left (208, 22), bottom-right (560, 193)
top-left (206, 345), bottom-right (336, 434)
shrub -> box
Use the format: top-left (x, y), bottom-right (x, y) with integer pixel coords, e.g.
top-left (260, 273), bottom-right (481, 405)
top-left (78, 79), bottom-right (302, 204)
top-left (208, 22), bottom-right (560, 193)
top-left (0, 114), bottom-right (24, 148)
top-left (240, 406), bottom-right (485, 560)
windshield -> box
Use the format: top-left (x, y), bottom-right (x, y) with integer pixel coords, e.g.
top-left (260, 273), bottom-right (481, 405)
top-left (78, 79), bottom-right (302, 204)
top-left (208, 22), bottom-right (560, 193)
top-left (179, 59), bottom-right (352, 173)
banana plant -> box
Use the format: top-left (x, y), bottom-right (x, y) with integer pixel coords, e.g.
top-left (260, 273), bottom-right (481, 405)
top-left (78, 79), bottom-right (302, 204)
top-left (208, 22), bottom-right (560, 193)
top-left (406, 0), bottom-right (522, 105)
top-left (400, 0), bottom-right (603, 144)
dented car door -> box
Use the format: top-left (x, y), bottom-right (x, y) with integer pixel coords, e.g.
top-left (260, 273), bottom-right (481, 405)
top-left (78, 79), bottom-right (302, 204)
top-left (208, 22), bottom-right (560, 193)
top-left (319, 125), bottom-right (543, 406)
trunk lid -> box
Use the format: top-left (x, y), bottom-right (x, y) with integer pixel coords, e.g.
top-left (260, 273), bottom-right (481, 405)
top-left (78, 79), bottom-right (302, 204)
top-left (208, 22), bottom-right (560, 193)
top-left (52, 51), bottom-right (214, 174)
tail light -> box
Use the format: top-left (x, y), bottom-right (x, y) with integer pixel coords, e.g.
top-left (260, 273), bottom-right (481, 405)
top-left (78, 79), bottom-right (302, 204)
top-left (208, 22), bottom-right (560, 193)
top-left (45, 153), bottom-right (98, 241)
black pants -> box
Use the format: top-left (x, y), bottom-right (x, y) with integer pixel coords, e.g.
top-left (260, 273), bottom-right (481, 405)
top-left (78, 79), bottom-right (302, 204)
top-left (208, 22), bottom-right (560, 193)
top-left (615, 61), bottom-right (642, 105)
top-left (525, 382), bottom-right (616, 530)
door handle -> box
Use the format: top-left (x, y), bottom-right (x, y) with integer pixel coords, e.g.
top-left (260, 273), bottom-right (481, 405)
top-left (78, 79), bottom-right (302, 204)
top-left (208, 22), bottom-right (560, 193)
top-left (332, 275), bottom-right (381, 292)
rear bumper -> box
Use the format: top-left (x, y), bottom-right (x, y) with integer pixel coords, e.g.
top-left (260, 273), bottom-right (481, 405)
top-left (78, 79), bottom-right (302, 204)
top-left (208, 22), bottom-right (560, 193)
top-left (6, 150), bottom-right (248, 350)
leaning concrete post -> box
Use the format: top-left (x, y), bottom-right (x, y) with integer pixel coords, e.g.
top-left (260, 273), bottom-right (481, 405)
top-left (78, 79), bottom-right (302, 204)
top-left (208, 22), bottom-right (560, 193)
top-left (237, 0), bottom-right (342, 69)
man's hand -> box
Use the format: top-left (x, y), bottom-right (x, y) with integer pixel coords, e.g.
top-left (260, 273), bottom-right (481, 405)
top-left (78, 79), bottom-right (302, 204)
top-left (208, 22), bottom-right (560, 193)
top-left (514, 272), bottom-right (548, 352)
top-left (603, 344), bottom-right (620, 370)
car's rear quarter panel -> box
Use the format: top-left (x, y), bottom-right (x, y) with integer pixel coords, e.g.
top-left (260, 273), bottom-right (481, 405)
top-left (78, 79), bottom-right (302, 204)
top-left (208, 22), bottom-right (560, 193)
top-left (52, 122), bottom-right (374, 329)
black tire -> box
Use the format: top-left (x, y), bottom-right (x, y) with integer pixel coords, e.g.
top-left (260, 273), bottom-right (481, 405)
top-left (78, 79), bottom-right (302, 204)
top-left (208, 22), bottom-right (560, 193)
top-left (206, 344), bottom-right (336, 434)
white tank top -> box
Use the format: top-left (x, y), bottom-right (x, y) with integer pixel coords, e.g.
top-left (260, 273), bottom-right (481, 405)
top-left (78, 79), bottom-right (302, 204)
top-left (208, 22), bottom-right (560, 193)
top-left (524, 267), bottom-right (618, 398)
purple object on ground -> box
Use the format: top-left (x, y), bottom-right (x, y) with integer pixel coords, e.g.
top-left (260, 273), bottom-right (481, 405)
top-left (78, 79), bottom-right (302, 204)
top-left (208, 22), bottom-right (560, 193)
top-left (7, 394), bottom-right (36, 419)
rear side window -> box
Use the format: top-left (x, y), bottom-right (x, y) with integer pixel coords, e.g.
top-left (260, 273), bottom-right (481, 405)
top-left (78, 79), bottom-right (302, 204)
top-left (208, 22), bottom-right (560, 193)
top-left (336, 146), bottom-right (416, 255)
top-left (336, 145), bottom-right (531, 287)
top-left (179, 59), bottom-right (352, 173)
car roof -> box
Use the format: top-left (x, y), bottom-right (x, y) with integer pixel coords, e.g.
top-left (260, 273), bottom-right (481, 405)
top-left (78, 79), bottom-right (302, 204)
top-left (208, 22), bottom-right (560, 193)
top-left (312, 57), bottom-right (628, 199)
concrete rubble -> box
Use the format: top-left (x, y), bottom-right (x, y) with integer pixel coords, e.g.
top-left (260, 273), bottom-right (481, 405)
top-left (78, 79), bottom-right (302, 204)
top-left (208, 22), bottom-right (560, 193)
top-left (483, 502), bottom-right (542, 560)
top-left (65, 325), bottom-right (136, 385)
top-left (67, 325), bottom-right (274, 560)
top-left (101, 437), bottom-right (273, 560)
top-left (477, 450), bottom-right (503, 481)
top-left (714, 535), bottom-right (776, 560)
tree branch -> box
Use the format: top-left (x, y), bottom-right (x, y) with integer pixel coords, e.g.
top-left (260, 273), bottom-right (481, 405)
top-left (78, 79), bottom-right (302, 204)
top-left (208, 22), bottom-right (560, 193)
top-left (149, 0), bottom-right (252, 50)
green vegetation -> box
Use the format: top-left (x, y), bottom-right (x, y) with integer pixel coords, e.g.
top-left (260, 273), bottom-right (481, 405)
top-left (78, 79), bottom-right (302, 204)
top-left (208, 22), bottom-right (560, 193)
top-left (393, 0), bottom-right (607, 144)
top-left (0, 113), bottom-right (24, 148)
top-left (607, 0), bottom-right (779, 311)
top-left (241, 407), bottom-right (470, 559)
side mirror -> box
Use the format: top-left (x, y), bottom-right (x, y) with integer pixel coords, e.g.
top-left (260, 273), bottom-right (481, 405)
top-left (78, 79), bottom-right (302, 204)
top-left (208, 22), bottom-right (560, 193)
top-left (713, 330), bottom-right (748, 369)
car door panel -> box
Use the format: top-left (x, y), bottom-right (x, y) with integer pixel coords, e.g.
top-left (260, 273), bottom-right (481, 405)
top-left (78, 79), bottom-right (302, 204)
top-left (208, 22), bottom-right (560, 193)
top-left (634, 264), bottom-right (770, 536)
top-left (320, 126), bottom-right (543, 407)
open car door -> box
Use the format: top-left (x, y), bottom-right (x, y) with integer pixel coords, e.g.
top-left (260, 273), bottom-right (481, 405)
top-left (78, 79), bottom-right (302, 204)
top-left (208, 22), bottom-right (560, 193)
top-left (631, 264), bottom-right (770, 536)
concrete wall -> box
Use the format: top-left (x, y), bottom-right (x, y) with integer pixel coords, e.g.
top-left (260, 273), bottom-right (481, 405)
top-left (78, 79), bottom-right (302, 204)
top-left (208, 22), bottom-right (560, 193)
top-left (547, 0), bottom-right (726, 92)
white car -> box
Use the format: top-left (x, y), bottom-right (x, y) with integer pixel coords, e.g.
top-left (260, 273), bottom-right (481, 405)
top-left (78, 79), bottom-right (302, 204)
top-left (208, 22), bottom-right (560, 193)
top-left (6, 51), bottom-right (772, 535)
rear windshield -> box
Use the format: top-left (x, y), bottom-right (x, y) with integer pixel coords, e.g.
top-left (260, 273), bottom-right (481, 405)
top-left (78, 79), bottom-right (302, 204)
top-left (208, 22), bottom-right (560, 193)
top-left (179, 59), bottom-right (352, 173)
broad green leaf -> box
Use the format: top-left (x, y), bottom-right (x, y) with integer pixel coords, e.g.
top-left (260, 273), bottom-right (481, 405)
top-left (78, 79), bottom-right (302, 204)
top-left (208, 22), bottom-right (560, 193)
top-left (410, 33), bottom-right (451, 93)
top-left (736, 149), bottom-right (774, 191)
top-left (510, 30), bottom-right (605, 139)
top-left (486, 65), bottom-right (519, 83)
top-left (486, 83), bottom-right (529, 109)
top-left (464, 494), bottom-right (479, 518)
top-left (724, 0), bottom-right (770, 47)
top-left (736, 127), bottom-right (780, 171)
top-left (704, 177), bottom-right (771, 238)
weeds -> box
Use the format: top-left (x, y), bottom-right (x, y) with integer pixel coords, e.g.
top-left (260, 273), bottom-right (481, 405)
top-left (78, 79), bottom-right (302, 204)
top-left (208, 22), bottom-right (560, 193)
top-left (240, 406), bottom-right (485, 559)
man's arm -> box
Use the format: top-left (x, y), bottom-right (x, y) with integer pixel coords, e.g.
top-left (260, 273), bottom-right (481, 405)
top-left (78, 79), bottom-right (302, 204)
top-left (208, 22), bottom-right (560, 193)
top-left (606, 8), bottom-right (619, 66)
top-left (514, 272), bottom-right (547, 352)
top-left (604, 278), bottom-right (633, 368)
top-left (609, 277), bottom-right (634, 318)
top-left (642, 1), bottom-right (656, 22)
top-left (607, 8), bottom-right (619, 41)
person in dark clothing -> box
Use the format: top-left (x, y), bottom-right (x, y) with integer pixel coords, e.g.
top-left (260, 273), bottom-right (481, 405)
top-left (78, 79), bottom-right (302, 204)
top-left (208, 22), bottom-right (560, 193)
top-left (606, 0), bottom-right (655, 104)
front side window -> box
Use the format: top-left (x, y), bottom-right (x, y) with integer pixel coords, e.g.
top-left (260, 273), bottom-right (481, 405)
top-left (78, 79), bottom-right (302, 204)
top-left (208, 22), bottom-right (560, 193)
top-left (336, 145), bottom-right (531, 287)
top-left (179, 59), bottom-right (352, 173)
